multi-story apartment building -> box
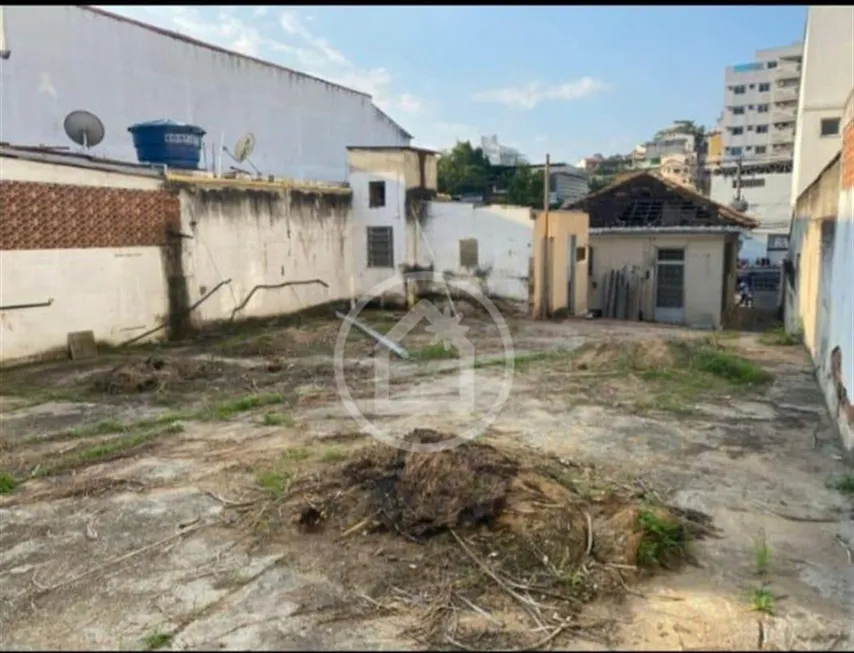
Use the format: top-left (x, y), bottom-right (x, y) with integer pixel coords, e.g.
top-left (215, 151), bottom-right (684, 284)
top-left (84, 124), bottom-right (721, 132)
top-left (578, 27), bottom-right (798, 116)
top-left (720, 42), bottom-right (803, 161)
top-left (711, 42), bottom-right (804, 262)
top-left (790, 6), bottom-right (854, 205)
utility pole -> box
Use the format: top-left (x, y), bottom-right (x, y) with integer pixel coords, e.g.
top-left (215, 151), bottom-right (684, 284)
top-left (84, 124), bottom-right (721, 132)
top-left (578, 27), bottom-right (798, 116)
top-left (540, 154), bottom-right (551, 319)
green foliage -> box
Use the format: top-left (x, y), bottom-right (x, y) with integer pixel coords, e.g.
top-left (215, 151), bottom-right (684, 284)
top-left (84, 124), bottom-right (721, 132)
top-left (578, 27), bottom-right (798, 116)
top-left (437, 141), bottom-right (493, 198)
top-left (436, 140), bottom-right (550, 209)
top-left (504, 165), bottom-right (545, 208)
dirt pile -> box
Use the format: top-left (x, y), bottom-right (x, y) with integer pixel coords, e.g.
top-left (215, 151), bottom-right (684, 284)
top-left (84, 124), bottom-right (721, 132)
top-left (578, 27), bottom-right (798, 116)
top-left (573, 338), bottom-right (676, 372)
top-left (275, 429), bottom-right (716, 649)
top-left (93, 357), bottom-right (224, 394)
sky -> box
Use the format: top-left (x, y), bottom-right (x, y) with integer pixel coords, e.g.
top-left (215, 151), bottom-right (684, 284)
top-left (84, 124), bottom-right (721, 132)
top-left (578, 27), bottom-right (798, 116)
top-left (106, 5), bottom-right (807, 165)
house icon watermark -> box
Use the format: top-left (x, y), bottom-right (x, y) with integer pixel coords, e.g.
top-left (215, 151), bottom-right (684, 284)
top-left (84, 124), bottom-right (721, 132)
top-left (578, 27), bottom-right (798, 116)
top-left (333, 272), bottom-right (515, 453)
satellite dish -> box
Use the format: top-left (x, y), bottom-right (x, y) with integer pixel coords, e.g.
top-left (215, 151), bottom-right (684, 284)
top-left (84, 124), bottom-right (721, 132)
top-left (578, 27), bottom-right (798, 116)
top-left (63, 110), bottom-right (105, 149)
top-left (233, 132), bottom-right (256, 163)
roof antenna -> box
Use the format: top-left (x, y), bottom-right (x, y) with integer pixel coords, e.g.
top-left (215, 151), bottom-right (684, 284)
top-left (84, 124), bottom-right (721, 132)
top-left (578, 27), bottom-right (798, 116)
top-left (222, 132), bottom-right (261, 177)
top-left (63, 110), bottom-right (106, 153)
top-left (0, 6), bottom-right (11, 60)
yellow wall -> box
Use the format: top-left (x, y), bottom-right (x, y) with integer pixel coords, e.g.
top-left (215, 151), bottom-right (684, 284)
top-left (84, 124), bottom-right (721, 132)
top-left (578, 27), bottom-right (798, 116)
top-left (587, 233), bottom-right (729, 328)
top-left (347, 148), bottom-right (438, 190)
top-left (791, 156), bottom-right (841, 356)
top-left (707, 132), bottom-right (722, 162)
top-left (531, 210), bottom-right (589, 317)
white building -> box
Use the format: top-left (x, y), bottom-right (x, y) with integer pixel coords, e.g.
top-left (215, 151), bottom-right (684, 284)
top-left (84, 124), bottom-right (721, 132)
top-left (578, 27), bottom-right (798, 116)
top-left (481, 135), bottom-right (525, 166)
top-left (0, 6), bottom-right (411, 182)
top-left (712, 41), bottom-right (806, 260)
top-left (790, 6), bottom-right (854, 205)
top-left (720, 43), bottom-right (803, 161)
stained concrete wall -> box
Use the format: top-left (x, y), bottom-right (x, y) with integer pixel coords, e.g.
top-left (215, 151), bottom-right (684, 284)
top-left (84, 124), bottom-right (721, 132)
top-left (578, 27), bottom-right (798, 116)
top-left (421, 202), bottom-right (534, 302)
top-left (176, 182), bottom-right (352, 325)
top-left (787, 119), bottom-right (853, 450)
top-left (587, 233), bottom-right (729, 328)
top-left (531, 211), bottom-right (590, 317)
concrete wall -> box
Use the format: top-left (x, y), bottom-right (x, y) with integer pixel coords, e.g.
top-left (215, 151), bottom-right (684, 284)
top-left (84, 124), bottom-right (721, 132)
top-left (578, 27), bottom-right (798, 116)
top-left (791, 6), bottom-right (854, 205)
top-left (176, 183), bottom-right (352, 326)
top-left (531, 210), bottom-right (589, 317)
top-left (422, 202), bottom-right (534, 302)
top-left (587, 233), bottom-right (728, 328)
top-left (0, 156), bottom-right (173, 363)
top-left (0, 6), bottom-right (409, 182)
top-left (787, 91), bottom-right (854, 450)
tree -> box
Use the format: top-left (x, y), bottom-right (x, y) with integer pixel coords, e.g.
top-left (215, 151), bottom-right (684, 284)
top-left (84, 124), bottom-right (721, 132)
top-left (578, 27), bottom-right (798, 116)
top-left (437, 141), bottom-right (493, 197)
top-left (504, 165), bottom-right (545, 208)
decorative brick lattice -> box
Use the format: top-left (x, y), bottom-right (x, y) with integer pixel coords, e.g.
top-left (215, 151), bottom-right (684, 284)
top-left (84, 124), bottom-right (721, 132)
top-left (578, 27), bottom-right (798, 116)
top-left (843, 118), bottom-right (854, 191)
top-left (0, 181), bottom-right (180, 250)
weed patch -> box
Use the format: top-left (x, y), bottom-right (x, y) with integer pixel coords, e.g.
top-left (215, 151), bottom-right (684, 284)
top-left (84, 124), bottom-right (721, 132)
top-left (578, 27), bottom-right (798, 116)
top-left (208, 393), bottom-right (284, 420)
top-left (826, 473), bottom-right (854, 495)
top-left (412, 342), bottom-right (460, 361)
top-left (141, 630), bottom-right (173, 650)
top-left (261, 412), bottom-right (294, 427)
top-left (0, 472), bottom-right (17, 494)
top-left (637, 507), bottom-right (688, 567)
top-left (759, 325), bottom-right (802, 347)
top-left (751, 584), bottom-right (775, 614)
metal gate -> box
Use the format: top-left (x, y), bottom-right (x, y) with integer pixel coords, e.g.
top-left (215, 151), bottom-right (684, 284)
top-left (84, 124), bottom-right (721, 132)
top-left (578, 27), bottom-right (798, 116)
top-left (654, 248), bottom-right (685, 324)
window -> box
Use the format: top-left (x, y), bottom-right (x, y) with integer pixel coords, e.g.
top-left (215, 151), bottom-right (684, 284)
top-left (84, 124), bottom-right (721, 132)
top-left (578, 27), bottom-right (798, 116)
top-left (748, 84), bottom-right (755, 89)
top-left (366, 226), bottom-right (394, 268)
top-left (758, 82), bottom-right (771, 92)
top-left (755, 145), bottom-right (767, 154)
top-left (576, 246), bottom-right (586, 263)
top-left (732, 106), bottom-right (745, 115)
top-left (368, 180), bottom-right (386, 208)
top-left (730, 147), bottom-right (743, 156)
top-left (756, 124), bottom-right (769, 134)
top-left (767, 61), bottom-right (778, 69)
top-left (747, 125), bottom-right (754, 131)
top-left (748, 105), bottom-right (755, 110)
top-left (757, 104), bottom-right (769, 113)
top-left (731, 126), bottom-right (744, 135)
top-left (733, 177), bottom-right (766, 189)
top-left (733, 85), bottom-right (746, 95)
top-left (820, 117), bottom-right (841, 137)
top-left (588, 246), bottom-right (594, 277)
top-left (459, 238), bottom-right (479, 268)
top-left (767, 234), bottom-right (789, 251)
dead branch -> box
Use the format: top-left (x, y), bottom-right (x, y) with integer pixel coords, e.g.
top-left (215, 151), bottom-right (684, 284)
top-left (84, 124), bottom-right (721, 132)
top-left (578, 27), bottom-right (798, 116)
top-left (449, 529), bottom-right (545, 629)
top-left (453, 592), bottom-right (503, 627)
top-left (445, 617), bottom-right (572, 652)
top-left (584, 511), bottom-right (593, 556)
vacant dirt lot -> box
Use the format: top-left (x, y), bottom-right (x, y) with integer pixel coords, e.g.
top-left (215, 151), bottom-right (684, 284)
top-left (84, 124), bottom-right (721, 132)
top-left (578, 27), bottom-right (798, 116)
top-left (1, 310), bottom-right (852, 651)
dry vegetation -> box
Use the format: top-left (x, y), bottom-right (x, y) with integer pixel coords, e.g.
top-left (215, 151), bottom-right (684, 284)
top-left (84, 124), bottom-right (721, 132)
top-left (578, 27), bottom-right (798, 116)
top-left (216, 429), bottom-right (718, 650)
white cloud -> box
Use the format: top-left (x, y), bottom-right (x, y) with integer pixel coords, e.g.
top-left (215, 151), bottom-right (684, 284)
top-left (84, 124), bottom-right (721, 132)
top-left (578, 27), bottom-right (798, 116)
top-left (275, 9), bottom-right (421, 116)
top-left (472, 76), bottom-right (607, 110)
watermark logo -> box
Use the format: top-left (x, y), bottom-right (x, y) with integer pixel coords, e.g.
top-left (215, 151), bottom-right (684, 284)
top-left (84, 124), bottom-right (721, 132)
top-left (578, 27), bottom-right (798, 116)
top-left (333, 272), bottom-right (515, 453)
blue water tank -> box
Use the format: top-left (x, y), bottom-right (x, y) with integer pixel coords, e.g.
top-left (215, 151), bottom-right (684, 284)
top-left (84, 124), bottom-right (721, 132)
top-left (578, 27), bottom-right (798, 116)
top-left (127, 120), bottom-right (206, 170)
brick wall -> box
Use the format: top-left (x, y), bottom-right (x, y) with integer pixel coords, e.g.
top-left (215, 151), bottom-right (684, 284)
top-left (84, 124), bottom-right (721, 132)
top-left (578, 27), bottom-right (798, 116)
top-left (0, 181), bottom-right (180, 250)
top-left (843, 116), bottom-right (854, 191)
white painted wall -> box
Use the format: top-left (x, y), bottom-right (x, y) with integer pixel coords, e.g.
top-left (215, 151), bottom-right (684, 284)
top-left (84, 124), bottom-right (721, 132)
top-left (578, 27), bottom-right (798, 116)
top-left (791, 6), bottom-right (854, 203)
top-left (0, 155), bottom-right (169, 363)
top-left (0, 248), bottom-right (169, 362)
top-left (348, 170), bottom-right (409, 299)
top-left (0, 154), bottom-right (162, 189)
top-left (178, 187), bottom-right (351, 324)
top-left (420, 202), bottom-right (533, 301)
top-left (0, 6), bottom-right (409, 182)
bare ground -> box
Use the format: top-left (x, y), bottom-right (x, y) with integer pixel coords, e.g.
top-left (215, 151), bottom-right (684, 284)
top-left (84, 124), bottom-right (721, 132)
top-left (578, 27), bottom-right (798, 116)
top-left (1, 311), bottom-right (852, 651)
